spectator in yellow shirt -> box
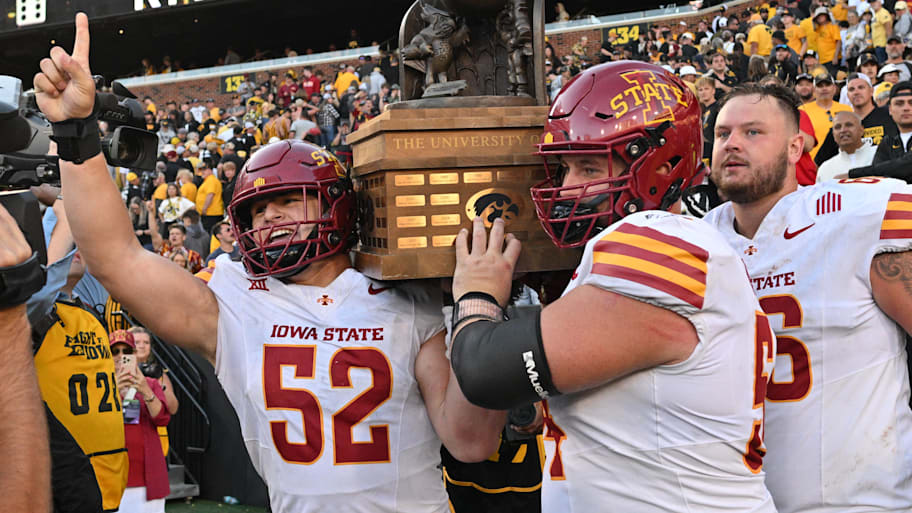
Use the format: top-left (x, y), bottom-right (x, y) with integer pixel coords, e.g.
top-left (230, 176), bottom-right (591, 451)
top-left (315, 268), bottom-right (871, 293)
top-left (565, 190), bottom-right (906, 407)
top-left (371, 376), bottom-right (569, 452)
top-left (143, 97), bottom-right (156, 115)
top-left (333, 65), bottom-right (360, 98)
top-left (800, 13), bottom-right (818, 53)
top-left (872, 0), bottom-right (894, 61)
top-left (206, 99), bottom-right (221, 122)
top-left (812, 7), bottom-right (843, 74)
top-left (263, 110), bottom-right (290, 141)
top-left (746, 18), bottom-right (773, 56)
top-left (831, 0), bottom-right (849, 22)
top-left (783, 11), bottom-right (808, 56)
top-left (151, 171), bottom-right (167, 206)
top-left (195, 162), bottom-right (224, 233)
top-left (799, 73), bottom-right (854, 158)
top-left (177, 169), bottom-right (197, 204)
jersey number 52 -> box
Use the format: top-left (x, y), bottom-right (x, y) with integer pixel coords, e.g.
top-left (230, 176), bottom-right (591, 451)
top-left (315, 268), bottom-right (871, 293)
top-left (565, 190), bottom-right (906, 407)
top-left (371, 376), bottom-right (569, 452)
top-left (263, 345), bottom-right (393, 465)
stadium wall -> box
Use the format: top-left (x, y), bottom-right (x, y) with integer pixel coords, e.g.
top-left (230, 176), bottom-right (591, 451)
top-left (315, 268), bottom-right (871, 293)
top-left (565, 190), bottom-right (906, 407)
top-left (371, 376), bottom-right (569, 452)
top-left (123, 0), bottom-right (765, 111)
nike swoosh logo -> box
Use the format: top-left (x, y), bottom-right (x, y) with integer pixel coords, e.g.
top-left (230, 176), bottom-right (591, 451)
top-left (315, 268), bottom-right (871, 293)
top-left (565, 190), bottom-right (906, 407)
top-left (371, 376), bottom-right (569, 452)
top-left (368, 284), bottom-right (391, 295)
top-left (783, 223), bottom-right (815, 239)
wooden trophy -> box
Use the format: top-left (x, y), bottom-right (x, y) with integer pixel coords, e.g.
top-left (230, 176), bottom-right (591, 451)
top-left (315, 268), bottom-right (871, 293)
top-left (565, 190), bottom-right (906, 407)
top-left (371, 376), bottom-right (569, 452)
top-left (348, 0), bottom-right (580, 279)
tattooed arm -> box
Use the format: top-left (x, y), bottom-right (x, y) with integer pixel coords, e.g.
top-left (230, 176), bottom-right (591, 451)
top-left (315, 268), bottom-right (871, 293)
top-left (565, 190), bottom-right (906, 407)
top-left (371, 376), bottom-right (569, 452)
top-left (871, 251), bottom-right (912, 335)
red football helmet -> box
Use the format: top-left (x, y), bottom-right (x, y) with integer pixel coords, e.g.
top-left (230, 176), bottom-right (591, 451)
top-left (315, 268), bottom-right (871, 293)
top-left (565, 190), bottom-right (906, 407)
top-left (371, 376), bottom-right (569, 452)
top-left (531, 60), bottom-right (704, 248)
top-left (227, 140), bottom-right (356, 278)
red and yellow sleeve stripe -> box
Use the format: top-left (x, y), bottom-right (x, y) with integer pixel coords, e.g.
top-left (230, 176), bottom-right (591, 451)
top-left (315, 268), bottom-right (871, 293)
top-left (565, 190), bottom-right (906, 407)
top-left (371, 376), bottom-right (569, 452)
top-left (195, 260), bottom-right (216, 284)
top-left (880, 193), bottom-right (912, 240)
top-left (592, 223), bottom-right (709, 309)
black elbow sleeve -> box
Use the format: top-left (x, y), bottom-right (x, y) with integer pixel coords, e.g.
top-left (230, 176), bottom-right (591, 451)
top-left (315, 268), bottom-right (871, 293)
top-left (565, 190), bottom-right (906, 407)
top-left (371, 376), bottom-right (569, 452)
top-left (450, 308), bottom-right (559, 410)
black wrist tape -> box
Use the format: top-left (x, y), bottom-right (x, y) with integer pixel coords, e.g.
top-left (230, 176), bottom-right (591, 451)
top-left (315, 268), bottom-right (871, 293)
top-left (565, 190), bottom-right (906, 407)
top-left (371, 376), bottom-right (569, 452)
top-left (0, 252), bottom-right (47, 309)
top-left (51, 114), bottom-right (101, 164)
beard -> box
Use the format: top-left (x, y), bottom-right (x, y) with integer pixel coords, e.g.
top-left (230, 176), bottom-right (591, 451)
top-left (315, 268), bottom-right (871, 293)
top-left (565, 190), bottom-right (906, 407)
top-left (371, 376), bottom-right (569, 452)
top-left (713, 148), bottom-right (789, 204)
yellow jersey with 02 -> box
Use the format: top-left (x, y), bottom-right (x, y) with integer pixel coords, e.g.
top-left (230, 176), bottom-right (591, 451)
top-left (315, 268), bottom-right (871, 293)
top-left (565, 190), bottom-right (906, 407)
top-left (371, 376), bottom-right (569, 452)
top-left (33, 300), bottom-right (128, 512)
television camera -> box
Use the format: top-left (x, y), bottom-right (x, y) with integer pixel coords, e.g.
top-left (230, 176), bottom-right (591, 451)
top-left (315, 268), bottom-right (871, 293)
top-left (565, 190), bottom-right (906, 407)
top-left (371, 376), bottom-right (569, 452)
top-left (0, 74), bottom-right (157, 298)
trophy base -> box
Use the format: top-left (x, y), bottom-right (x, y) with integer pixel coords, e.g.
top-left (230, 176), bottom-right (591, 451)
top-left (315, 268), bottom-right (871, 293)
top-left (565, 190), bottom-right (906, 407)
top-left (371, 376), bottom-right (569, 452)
top-left (347, 104), bottom-right (580, 280)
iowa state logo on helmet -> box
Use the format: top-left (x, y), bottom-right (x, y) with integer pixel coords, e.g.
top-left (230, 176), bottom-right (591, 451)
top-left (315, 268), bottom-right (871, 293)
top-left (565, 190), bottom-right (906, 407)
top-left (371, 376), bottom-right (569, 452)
top-left (465, 188), bottom-right (523, 227)
top-left (609, 69), bottom-right (689, 125)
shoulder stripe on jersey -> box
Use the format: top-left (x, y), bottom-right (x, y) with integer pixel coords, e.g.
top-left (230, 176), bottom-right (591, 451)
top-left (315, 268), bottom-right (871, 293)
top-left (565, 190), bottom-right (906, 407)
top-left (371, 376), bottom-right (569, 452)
top-left (593, 241), bottom-right (707, 283)
top-left (881, 193), bottom-right (912, 239)
top-left (591, 263), bottom-right (705, 308)
top-left (613, 223), bottom-right (710, 262)
top-left (591, 224), bottom-right (708, 309)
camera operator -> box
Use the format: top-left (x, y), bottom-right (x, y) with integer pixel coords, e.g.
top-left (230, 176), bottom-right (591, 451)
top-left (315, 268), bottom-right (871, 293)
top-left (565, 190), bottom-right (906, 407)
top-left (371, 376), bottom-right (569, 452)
top-left (0, 203), bottom-right (51, 513)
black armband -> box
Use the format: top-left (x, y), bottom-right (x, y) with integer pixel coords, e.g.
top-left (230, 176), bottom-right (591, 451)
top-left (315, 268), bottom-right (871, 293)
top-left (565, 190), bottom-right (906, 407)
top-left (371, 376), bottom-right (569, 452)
top-left (450, 307), bottom-right (560, 410)
top-left (50, 114), bottom-right (101, 164)
top-left (0, 252), bottom-right (47, 308)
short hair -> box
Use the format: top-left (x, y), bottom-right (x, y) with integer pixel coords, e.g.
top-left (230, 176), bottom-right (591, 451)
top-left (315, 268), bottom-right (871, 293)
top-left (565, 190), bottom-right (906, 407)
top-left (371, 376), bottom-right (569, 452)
top-left (176, 169), bottom-right (194, 181)
top-left (181, 210), bottom-right (200, 223)
top-left (128, 326), bottom-right (151, 337)
top-left (718, 83), bottom-right (802, 132)
top-left (211, 220), bottom-right (230, 238)
top-left (833, 110), bottom-right (861, 123)
top-left (222, 160), bottom-right (237, 172)
top-left (758, 74), bottom-right (784, 87)
top-left (695, 76), bottom-right (716, 89)
top-left (169, 223), bottom-right (187, 235)
top-left (846, 72), bottom-right (872, 87)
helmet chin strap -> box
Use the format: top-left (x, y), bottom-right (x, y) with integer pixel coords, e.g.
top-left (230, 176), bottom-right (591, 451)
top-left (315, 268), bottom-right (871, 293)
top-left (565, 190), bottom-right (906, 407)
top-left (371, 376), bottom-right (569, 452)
top-left (658, 178), bottom-right (685, 211)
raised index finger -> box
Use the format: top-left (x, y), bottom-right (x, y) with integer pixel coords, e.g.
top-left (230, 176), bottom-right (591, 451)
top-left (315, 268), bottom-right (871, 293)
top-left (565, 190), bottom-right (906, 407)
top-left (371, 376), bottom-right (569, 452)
top-left (72, 12), bottom-right (90, 69)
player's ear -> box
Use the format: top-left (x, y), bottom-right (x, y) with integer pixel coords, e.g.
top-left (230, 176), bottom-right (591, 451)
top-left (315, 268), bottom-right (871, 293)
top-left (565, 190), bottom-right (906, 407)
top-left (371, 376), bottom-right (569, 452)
top-left (788, 131), bottom-right (804, 166)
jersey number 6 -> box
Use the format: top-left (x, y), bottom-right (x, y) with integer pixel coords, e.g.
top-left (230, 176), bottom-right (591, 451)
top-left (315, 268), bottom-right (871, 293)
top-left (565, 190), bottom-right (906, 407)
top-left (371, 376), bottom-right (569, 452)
top-left (759, 295), bottom-right (813, 402)
top-left (263, 345), bottom-right (393, 465)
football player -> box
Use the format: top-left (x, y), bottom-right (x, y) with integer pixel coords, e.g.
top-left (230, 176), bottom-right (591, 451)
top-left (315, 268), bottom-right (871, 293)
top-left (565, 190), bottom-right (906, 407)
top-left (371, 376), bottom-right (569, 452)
top-left (35, 14), bottom-right (506, 513)
top-left (448, 60), bottom-right (778, 511)
top-left (704, 83), bottom-right (912, 512)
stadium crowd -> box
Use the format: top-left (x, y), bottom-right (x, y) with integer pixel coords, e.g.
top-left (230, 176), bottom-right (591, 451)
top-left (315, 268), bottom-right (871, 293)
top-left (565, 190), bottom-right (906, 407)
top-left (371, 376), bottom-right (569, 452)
top-left (128, 0), bottom-right (912, 236)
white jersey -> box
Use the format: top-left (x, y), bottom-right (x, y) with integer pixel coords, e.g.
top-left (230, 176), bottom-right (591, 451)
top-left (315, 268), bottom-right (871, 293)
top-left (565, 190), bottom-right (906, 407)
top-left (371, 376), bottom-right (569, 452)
top-left (542, 211), bottom-right (777, 513)
top-left (202, 258), bottom-right (448, 513)
top-left (704, 178), bottom-right (912, 513)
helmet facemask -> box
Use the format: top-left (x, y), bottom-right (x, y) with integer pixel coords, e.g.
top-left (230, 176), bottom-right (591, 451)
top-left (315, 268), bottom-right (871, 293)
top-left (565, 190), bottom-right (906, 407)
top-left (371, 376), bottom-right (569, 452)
top-left (230, 182), bottom-right (352, 278)
top-left (532, 136), bottom-right (645, 248)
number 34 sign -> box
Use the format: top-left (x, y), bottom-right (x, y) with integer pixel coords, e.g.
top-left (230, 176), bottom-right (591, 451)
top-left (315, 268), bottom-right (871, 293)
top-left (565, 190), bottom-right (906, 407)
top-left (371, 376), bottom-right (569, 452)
top-left (603, 23), bottom-right (647, 46)
top-left (220, 73), bottom-right (250, 94)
